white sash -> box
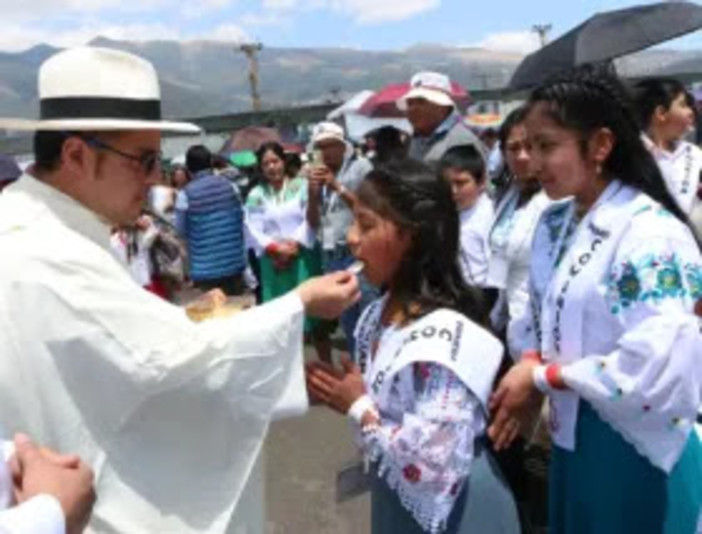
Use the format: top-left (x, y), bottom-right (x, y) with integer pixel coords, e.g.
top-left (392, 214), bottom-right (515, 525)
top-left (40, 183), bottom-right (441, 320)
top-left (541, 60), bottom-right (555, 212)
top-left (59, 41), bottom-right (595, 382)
top-left (645, 135), bottom-right (702, 215)
top-left (532, 181), bottom-right (646, 450)
top-left (356, 299), bottom-right (504, 413)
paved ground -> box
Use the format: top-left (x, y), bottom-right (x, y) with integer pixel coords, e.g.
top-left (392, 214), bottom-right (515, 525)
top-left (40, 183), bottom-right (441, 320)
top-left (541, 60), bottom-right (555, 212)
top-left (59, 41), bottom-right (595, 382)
top-left (264, 345), bottom-right (371, 534)
top-left (175, 288), bottom-right (370, 533)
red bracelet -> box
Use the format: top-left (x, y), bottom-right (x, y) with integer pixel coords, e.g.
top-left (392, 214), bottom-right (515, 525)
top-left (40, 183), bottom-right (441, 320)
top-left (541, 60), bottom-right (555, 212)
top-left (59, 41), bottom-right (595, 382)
top-left (546, 363), bottom-right (566, 390)
top-left (522, 350), bottom-right (542, 364)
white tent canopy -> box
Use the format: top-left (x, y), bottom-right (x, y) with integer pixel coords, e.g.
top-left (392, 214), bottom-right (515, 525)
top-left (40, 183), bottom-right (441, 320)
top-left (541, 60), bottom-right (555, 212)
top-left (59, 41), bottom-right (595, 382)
top-left (327, 90), bottom-right (375, 120)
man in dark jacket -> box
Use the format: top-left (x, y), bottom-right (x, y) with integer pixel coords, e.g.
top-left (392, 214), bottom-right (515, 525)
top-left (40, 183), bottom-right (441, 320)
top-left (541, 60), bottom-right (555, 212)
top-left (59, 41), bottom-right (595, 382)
top-left (175, 145), bottom-right (246, 295)
top-left (399, 71), bottom-right (486, 164)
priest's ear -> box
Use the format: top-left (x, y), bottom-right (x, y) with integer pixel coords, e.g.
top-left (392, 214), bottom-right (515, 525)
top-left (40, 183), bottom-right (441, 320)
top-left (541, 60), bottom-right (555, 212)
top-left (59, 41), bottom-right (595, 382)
top-left (587, 127), bottom-right (614, 170)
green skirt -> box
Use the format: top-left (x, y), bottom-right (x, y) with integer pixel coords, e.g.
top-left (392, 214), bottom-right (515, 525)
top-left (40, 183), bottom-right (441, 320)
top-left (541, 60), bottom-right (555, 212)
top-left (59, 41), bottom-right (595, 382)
top-left (259, 247), bottom-right (322, 333)
top-left (549, 402), bottom-right (702, 534)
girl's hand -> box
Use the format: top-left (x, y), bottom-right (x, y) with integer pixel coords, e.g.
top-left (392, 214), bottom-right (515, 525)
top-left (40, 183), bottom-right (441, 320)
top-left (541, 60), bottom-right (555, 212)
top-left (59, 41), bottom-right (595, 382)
top-left (488, 360), bottom-right (543, 450)
top-left (305, 356), bottom-right (366, 414)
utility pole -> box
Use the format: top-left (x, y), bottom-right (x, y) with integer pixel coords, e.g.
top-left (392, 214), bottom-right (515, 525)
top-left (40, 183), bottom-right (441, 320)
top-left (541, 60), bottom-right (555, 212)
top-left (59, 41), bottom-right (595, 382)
top-left (531, 24), bottom-right (552, 48)
top-left (239, 42), bottom-right (263, 112)
top-left (329, 86), bottom-right (341, 103)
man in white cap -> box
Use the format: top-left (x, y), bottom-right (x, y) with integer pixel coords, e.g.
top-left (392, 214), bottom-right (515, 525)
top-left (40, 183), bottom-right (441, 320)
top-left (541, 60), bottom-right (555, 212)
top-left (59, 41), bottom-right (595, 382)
top-left (306, 121), bottom-right (374, 357)
top-left (0, 46), bottom-right (359, 533)
top-left (398, 71), bottom-right (485, 164)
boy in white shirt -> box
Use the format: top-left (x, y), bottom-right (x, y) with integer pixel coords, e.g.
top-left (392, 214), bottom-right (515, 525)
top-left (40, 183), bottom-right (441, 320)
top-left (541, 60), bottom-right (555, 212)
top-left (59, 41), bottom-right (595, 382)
top-left (439, 145), bottom-right (494, 287)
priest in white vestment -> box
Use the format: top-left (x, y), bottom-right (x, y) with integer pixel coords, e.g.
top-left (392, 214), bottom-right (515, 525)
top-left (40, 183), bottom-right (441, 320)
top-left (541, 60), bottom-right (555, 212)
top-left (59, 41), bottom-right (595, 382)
top-left (0, 47), bottom-right (360, 534)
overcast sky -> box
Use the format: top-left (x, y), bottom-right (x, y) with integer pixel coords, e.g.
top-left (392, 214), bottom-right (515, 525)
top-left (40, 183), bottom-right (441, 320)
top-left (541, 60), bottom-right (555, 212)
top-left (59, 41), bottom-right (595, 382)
top-left (1, 0), bottom-right (701, 53)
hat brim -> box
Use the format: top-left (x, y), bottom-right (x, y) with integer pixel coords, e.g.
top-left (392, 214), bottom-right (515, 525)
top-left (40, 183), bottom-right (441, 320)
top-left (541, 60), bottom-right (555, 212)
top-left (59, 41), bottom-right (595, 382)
top-left (312, 133), bottom-right (345, 146)
top-left (397, 88), bottom-right (455, 111)
top-left (0, 118), bottom-right (201, 134)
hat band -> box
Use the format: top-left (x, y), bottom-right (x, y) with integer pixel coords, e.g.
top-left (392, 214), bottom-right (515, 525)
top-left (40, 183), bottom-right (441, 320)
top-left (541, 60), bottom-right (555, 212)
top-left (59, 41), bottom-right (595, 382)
top-left (40, 97), bottom-right (162, 121)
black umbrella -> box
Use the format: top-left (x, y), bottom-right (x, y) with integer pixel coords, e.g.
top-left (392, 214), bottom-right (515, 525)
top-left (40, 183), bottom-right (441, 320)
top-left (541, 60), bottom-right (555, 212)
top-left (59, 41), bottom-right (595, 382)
top-left (510, 1), bottom-right (702, 90)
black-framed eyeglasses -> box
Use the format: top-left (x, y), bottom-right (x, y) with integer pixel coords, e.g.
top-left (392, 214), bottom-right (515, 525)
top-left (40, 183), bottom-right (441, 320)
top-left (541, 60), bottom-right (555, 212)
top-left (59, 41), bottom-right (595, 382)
top-left (71, 134), bottom-right (162, 176)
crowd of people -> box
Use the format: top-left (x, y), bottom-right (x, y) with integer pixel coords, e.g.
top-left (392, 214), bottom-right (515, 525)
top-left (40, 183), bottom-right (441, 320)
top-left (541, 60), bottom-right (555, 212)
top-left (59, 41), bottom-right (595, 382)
top-left (0, 43), bottom-right (700, 534)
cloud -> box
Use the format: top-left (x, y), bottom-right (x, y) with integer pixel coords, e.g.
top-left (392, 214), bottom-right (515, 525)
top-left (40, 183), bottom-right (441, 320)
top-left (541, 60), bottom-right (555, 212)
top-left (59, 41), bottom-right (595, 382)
top-left (209, 24), bottom-right (250, 42)
top-left (0, 20), bottom-right (251, 52)
top-left (180, 0), bottom-right (235, 19)
top-left (262, 0), bottom-right (298, 8)
top-left (475, 30), bottom-right (540, 54)
top-left (240, 12), bottom-right (286, 27)
top-left (260, 0), bottom-right (438, 24)
top-left (0, 22), bottom-right (181, 52)
top-left (331, 0), bottom-right (440, 24)
top-left (3, 0), bottom-right (170, 20)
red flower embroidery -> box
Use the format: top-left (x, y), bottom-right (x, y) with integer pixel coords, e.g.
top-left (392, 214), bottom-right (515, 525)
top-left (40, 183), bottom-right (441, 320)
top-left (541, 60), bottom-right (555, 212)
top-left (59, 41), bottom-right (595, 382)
top-left (403, 464), bottom-right (422, 483)
top-left (416, 363), bottom-right (431, 380)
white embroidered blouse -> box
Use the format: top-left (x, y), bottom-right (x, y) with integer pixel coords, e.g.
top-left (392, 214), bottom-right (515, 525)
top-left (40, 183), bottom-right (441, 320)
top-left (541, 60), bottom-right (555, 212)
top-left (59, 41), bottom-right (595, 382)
top-left (352, 298), bottom-right (503, 533)
top-left (643, 134), bottom-right (702, 216)
top-left (525, 181), bottom-right (702, 472)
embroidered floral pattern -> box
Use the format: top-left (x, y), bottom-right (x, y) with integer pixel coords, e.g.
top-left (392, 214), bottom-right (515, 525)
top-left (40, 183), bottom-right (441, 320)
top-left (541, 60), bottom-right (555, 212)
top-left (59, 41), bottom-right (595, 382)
top-left (403, 464), bottom-right (422, 483)
top-left (608, 253), bottom-right (688, 314)
top-left (358, 360), bottom-right (482, 534)
top-left (543, 204), bottom-right (571, 246)
top-left (683, 263), bottom-right (702, 300)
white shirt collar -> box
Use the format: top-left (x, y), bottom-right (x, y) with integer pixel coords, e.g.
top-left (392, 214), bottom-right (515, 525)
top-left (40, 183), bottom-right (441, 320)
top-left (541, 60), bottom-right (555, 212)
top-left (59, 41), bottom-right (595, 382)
top-left (7, 174), bottom-right (112, 252)
top-left (641, 132), bottom-right (687, 161)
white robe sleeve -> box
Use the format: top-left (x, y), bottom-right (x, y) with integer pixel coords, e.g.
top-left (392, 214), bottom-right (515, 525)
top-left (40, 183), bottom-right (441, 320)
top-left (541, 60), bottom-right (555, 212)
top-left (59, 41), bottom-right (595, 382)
top-left (0, 440), bottom-right (65, 534)
top-left (560, 227), bottom-right (702, 472)
top-left (0, 496), bottom-right (65, 534)
top-left (5, 250), bottom-right (307, 532)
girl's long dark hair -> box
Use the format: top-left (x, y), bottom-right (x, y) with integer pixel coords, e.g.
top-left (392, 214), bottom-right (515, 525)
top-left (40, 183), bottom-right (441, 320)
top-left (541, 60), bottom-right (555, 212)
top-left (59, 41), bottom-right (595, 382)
top-left (631, 77), bottom-right (687, 131)
top-left (527, 65), bottom-right (690, 228)
top-left (495, 106), bottom-right (539, 206)
top-left (356, 158), bottom-right (487, 325)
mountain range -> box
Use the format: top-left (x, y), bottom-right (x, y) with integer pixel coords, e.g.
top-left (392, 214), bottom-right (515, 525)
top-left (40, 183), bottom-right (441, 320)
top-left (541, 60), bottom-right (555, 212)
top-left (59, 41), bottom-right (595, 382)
top-left (1, 37), bottom-right (702, 120)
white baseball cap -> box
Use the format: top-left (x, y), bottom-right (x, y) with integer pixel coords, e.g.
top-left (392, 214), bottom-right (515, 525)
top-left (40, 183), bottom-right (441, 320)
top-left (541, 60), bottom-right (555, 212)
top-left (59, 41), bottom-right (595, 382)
top-left (397, 71), bottom-right (455, 111)
top-left (311, 122), bottom-right (346, 145)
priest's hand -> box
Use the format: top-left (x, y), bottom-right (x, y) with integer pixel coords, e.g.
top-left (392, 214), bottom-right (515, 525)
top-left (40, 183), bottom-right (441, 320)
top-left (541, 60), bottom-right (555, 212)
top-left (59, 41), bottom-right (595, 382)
top-left (11, 434), bottom-right (96, 534)
top-left (296, 271), bottom-right (360, 319)
top-left (306, 356), bottom-right (366, 414)
top-left (488, 360), bottom-right (543, 451)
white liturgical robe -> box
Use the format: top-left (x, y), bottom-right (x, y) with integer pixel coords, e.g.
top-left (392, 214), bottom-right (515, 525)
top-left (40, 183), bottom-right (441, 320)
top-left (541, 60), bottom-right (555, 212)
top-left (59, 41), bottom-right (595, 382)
top-left (0, 175), bottom-right (308, 533)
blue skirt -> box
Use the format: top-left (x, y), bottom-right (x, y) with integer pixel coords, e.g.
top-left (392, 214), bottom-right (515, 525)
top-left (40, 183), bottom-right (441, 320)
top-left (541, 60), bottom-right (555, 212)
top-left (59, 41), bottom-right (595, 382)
top-left (370, 444), bottom-right (521, 534)
top-left (550, 402), bottom-right (702, 534)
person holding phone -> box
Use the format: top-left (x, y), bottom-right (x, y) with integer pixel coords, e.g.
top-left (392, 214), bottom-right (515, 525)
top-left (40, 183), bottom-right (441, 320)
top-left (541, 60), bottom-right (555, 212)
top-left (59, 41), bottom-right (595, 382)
top-left (306, 122), bottom-right (376, 355)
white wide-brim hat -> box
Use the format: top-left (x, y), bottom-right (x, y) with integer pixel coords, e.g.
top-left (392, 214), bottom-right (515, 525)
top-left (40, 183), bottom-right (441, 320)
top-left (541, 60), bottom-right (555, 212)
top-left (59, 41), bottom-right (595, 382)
top-left (397, 71), bottom-right (456, 111)
top-left (0, 47), bottom-right (200, 134)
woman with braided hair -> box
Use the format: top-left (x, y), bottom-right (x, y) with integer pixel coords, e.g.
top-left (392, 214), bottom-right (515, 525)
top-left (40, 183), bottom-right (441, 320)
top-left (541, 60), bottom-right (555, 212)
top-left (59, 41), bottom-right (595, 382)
top-left (306, 159), bottom-right (520, 533)
top-left (489, 66), bottom-right (702, 533)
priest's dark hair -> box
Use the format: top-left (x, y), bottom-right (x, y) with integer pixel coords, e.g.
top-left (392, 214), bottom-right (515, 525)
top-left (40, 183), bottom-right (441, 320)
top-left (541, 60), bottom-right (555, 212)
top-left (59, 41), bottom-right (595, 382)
top-left (631, 77), bottom-right (688, 131)
top-left (34, 131), bottom-right (67, 172)
top-left (33, 130), bottom-right (112, 173)
top-left (355, 158), bottom-right (487, 325)
top-left (527, 64), bottom-right (690, 228)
